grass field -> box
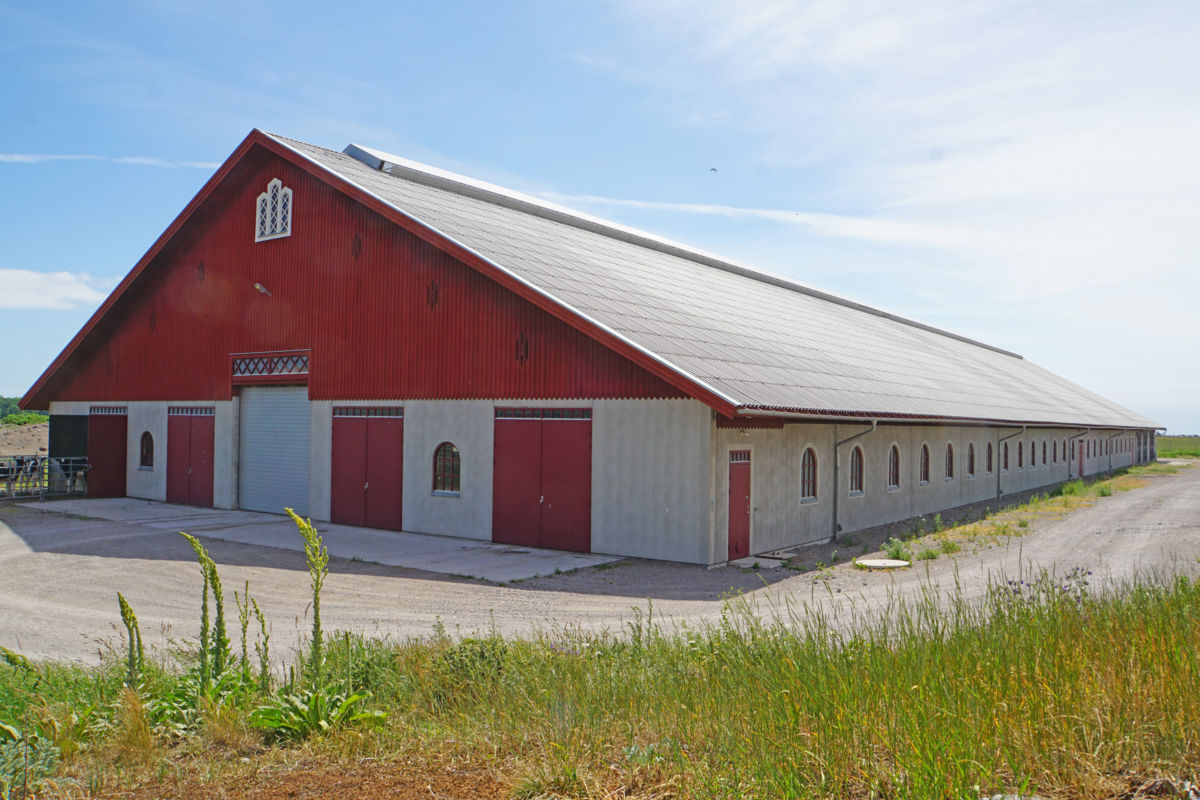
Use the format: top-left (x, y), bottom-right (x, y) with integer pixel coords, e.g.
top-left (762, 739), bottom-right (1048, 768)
top-left (2, 469), bottom-right (1196, 799)
top-left (1158, 435), bottom-right (1200, 458)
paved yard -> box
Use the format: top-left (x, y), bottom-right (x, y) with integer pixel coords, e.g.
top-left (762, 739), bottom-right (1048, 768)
top-left (1, 464), bottom-right (1197, 665)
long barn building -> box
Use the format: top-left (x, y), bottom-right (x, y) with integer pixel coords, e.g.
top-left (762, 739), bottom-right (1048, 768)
top-left (21, 130), bottom-right (1159, 564)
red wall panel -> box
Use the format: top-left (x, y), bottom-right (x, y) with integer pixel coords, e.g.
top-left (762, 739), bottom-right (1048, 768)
top-left (40, 149), bottom-right (685, 405)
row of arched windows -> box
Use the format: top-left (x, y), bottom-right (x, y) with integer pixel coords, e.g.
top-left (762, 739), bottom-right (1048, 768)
top-left (807, 432), bottom-right (1139, 500)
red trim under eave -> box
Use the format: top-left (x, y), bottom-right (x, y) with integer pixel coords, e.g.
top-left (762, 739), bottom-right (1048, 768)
top-left (22, 130), bottom-right (737, 417)
top-left (253, 133), bottom-right (738, 416)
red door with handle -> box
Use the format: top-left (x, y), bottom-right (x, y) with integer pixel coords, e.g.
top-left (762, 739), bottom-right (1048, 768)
top-left (330, 408), bottom-right (403, 531)
top-left (168, 408), bottom-right (214, 507)
top-left (492, 408), bottom-right (591, 552)
top-left (728, 450), bottom-right (751, 561)
top-left (87, 408), bottom-right (127, 498)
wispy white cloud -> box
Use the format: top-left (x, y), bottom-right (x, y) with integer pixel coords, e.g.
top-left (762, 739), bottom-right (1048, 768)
top-left (0, 153), bottom-right (219, 168)
top-left (593, 0), bottom-right (1200, 429)
top-left (0, 269), bottom-right (113, 310)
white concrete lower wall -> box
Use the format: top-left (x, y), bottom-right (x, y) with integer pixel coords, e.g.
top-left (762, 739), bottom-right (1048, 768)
top-left (125, 402), bottom-right (167, 501)
top-left (591, 399), bottom-right (712, 564)
top-left (399, 400), bottom-right (494, 540)
top-left (711, 422), bottom-right (1144, 560)
top-left (309, 397), bottom-right (713, 561)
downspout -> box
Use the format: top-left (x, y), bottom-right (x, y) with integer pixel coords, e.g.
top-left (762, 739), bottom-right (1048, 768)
top-left (1106, 429), bottom-right (1126, 473)
top-left (996, 426), bottom-right (1026, 501)
top-left (1067, 428), bottom-right (1090, 479)
top-left (832, 420), bottom-right (877, 542)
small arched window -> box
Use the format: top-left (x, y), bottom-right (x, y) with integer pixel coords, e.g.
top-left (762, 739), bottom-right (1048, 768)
top-left (849, 446), bottom-right (864, 494)
top-left (1018, 441), bottom-right (1024, 469)
top-left (432, 442), bottom-right (461, 494)
top-left (1053, 440), bottom-right (1058, 463)
top-left (1030, 440), bottom-right (1036, 466)
top-left (1003, 442), bottom-right (1010, 471)
top-left (944, 443), bottom-right (954, 480)
top-left (1042, 440), bottom-right (1047, 465)
top-left (888, 445), bottom-right (901, 489)
top-left (986, 441), bottom-right (993, 473)
top-left (801, 448), bottom-right (818, 501)
top-left (920, 444), bottom-right (930, 484)
top-left (967, 442), bottom-right (975, 477)
top-left (139, 432), bottom-right (154, 468)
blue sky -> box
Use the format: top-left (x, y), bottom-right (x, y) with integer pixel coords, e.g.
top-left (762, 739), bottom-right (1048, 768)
top-left (2, 1), bottom-right (1197, 432)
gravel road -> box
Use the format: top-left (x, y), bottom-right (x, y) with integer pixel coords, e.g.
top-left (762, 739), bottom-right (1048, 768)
top-left (1, 463), bottom-right (1196, 665)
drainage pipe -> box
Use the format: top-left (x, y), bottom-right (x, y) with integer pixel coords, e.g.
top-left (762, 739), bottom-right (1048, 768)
top-left (832, 420), bottom-right (877, 541)
top-left (1067, 428), bottom-right (1090, 479)
top-left (996, 426), bottom-right (1027, 501)
top-left (1106, 429), bottom-right (1126, 473)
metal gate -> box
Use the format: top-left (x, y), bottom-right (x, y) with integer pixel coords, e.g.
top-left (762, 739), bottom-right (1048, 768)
top-left (238, 387), bottom-right (310, 515)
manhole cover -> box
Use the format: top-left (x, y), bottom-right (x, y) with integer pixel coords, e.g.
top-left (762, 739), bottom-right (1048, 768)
top-left (855, 558), bottom-right (910, 570)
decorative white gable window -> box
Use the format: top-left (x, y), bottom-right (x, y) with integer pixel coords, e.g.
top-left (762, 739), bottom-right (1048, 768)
top-left (255, 178), bottom-right (293, 241)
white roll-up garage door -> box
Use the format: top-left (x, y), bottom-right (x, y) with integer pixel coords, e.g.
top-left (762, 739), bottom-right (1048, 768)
top-left (238, 386), bottom-right (311, 515)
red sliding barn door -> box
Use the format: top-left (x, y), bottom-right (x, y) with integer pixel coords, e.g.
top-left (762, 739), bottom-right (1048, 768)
top-left (87, 407), bottom-right (127, 498)
top-left (330, 408), bottom-right (403, 531)
top-left (492, 408), bottom-right (592, 552)
top-left (492, 413), bottom-right (543, 547)
top-left (728, 450), bottom-right (751, 561)
top-left (167, 408), bottom-right (214, 507)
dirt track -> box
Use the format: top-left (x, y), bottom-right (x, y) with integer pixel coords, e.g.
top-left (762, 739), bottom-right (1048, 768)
top-left (1, 464), bottom-right (1197, 665)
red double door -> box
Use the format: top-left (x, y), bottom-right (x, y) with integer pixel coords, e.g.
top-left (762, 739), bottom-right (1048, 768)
top-left (330, 409), bottom-right (404, 531)
top-left (492, 408), bottom-right (592, 553)
top-left (167, 408), bottom-right (214, 507)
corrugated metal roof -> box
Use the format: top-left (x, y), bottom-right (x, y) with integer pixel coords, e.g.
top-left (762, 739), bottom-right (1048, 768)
top-left (269, 133), bottom-right (1157, 430)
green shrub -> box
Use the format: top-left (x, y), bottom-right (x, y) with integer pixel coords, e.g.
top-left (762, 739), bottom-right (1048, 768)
top-left (0, 410), bottom-right (47, 427)
top-left (883, 537), bottom-right (911, 561)
top-left (1097, 484), bottom-right (1113, 497)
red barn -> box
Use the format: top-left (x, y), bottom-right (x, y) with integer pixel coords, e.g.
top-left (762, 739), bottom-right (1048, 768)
top-left (21, 130), bottom-right (1159, 564)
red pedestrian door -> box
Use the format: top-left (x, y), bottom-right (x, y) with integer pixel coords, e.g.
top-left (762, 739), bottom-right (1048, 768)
top-left (87, 407), bottom-right (127, 498)
top-left (167, 407), bottom-right (215, 507)
top-left (493, 408), bottom-right (591, 553)
top-left (728, 450), bottom-right (751, 561)
top-left (330, 407), bottom-right (404, 531)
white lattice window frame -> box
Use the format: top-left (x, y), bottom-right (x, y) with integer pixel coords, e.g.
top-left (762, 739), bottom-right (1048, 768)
top-left (255, 178), bottom-right (293, 242)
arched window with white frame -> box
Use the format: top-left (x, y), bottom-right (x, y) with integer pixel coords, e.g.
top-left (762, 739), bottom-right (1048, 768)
top-left (255, 178), bottom-right (294, 241)
top-left (849, 446), bottom-right (864, 494)
top-left (888, 445), bottom-right (901, 489)
top-left (920, 444), bottom-right (930, 484)
top-left (801, 448), bottom-right (818, 501)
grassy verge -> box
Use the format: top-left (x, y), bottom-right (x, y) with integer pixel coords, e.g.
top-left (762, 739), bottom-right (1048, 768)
top-left (1158, 435), bottom-right (1200, 459)
top-left (856, 462), bottom-right (1191, 562)
top-left (3, 476), bottom-right (1197, 799)
top-left (4, 579), bottom-right (1198, 797)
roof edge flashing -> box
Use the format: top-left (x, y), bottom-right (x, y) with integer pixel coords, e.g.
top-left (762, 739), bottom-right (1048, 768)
top-left (339, 140), bottom-right (1021, 361)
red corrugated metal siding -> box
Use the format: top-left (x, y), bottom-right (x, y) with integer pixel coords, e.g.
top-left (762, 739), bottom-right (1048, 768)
top-left (41, 151), bottom-right (684, 404)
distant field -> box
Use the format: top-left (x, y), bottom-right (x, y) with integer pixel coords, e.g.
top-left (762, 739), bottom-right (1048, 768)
top-left (1158, 435), bottom-right (1200, 458)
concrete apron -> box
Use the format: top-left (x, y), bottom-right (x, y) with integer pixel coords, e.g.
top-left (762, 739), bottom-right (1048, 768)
top-left (24, 498), bottom-right (617, 583)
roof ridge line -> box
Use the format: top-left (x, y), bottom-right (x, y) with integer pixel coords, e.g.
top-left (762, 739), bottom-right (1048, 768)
top-left (339, 140), bottom-right (1023, 361)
